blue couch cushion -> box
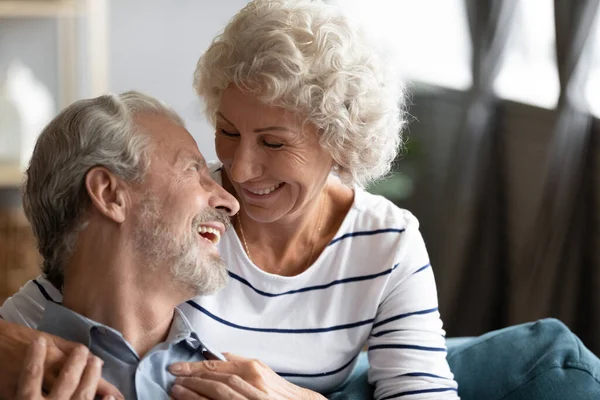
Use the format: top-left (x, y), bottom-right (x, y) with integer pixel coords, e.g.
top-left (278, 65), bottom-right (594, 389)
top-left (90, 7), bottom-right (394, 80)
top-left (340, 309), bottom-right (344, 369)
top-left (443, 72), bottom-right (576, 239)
top-left (326, 319), bottom-right (600, 400)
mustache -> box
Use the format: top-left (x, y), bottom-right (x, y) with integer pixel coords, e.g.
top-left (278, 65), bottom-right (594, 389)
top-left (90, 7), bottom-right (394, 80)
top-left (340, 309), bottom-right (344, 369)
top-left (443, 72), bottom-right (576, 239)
top-left (192, 208), bottom-right (232, 231)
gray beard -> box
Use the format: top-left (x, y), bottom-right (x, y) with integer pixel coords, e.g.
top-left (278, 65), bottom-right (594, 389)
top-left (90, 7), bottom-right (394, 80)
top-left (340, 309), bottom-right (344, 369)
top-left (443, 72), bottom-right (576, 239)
top-left (133, 193), bottom-right (230, 297)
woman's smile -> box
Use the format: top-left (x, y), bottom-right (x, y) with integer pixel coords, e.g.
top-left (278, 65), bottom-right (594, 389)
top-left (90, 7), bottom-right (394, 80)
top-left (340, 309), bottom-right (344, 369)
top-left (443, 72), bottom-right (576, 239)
top-left (238, 181), bottom-right (286, 204)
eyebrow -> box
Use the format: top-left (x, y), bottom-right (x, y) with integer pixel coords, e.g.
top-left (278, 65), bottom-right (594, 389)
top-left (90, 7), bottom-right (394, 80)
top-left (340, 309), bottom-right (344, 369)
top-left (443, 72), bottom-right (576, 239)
top-left (173, 149), bottom-right (206, 168)
top-left (216, 112), bottom-right (297, 135)
top-left (253, 126), bottom-right (295, 134)
top-left (216, 112), bottom-right (234, 126)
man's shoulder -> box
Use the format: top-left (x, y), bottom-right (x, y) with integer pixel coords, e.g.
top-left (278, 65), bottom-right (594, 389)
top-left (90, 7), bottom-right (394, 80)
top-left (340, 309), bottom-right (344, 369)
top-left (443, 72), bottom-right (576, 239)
top-left (0, 276), bottom-right (58, 328)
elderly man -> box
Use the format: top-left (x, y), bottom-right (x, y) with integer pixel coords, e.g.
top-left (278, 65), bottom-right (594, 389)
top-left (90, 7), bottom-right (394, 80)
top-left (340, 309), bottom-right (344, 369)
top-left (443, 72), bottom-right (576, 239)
top-left (1, 91), bottom-right (239, 399)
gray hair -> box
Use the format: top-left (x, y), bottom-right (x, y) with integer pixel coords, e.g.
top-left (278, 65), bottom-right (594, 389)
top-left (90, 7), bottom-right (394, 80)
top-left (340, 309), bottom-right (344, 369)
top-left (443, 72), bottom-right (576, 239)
top-left (194, 0), bottom-right (405, 187)
top-left (23, 91), bottom-right (184, 289)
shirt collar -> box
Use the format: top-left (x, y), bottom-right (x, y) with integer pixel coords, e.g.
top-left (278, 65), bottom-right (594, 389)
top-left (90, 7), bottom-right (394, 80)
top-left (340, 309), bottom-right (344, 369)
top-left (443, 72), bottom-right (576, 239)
top-left (167, 308), bottom-right (202, 350)
top-left (38, 301), bottom-right (97, 347)
top-left (38, 302), bottom-right (202, 353)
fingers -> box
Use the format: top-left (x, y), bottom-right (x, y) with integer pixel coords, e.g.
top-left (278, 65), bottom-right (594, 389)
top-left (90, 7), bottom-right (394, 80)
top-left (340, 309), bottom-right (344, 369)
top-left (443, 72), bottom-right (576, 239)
top-left (71, 357), bottom-right (103, 400)
top-left (171, 375), bottom-right (252, 400)
top-left (171, 383), bottom-right (210, 400)
top-left (16, 336), bottom-right (47, 400)
top-left (95, 378), bottom-right (124, 400)
top-left (170, 359), bottom-right (251, 377)
top-left (175, 373), bottom-right (268, 400)
top-left (47, 345), bottom-right (90, 400)
top-left (170, 361), bottom-right (215, 375)
top-left (220, 353), bottom-right (241, 361)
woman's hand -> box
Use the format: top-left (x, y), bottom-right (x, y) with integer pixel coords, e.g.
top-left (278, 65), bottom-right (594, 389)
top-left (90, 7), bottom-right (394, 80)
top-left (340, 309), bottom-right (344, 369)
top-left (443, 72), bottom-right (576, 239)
top-left (169, 353), bottom-right (326, 400)
top-left (0, 319), bottom-right (122, 400)
top-left (16, 336), bottom-right (113, 400)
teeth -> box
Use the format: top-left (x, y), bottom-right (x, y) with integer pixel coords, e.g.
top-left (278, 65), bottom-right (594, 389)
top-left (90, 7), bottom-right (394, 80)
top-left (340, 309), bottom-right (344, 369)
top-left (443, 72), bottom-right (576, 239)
top-left (197, 226), bottom-right (221, 244)
top-left (248, 183), bottom-right (283, 195)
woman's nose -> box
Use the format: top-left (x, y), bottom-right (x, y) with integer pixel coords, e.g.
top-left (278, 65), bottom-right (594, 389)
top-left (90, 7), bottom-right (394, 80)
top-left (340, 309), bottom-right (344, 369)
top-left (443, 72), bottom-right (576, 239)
top-left (229, 143), bottom-right (263, 183)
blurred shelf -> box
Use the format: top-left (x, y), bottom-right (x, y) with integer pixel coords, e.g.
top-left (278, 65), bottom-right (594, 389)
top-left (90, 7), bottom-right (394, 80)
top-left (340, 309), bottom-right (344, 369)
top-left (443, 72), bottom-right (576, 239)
top-left (0, 164), bottom-right (23, 188)
top-left (0, 0), bottom-right (81, 18)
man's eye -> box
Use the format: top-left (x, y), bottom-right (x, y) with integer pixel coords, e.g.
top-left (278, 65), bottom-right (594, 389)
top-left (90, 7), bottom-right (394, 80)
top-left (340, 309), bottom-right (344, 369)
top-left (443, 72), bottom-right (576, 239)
top-left (189, 163), bottom-right (200, 171)
top-left (219, 129), bottom-right (239, 137)
top-left (263, 140), bottom-right (284, 149)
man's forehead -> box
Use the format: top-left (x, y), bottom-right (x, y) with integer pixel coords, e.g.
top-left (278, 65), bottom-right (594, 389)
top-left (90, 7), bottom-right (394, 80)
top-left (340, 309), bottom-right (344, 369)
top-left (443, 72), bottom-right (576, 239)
top-left (134, 113), bottom-right (202, 161)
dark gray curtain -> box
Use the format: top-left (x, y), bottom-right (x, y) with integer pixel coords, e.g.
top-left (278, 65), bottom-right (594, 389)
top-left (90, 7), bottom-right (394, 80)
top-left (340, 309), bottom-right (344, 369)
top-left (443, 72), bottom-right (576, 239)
top-left (433, 1), bottom-right (600, 353)
top-left (511, 0), bottom-right (600, 353)
top-left (437, 0), bottom-right (517, 336)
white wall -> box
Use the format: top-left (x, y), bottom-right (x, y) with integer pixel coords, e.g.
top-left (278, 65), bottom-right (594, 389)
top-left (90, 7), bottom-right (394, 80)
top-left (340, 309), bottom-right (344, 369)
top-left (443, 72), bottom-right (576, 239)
top-left (0, 19), bottom-right (59, 102)
top-left (1, 1), bottom-right (248, 161)
top-left (108, 0), bottom-right (249, 161)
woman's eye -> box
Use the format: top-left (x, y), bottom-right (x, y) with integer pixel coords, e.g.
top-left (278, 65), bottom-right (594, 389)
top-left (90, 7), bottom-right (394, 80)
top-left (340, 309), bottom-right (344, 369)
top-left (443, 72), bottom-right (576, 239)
top-left (219, 129), bottom-right (239, 137)
top-left (263, 140), bottom-right (284, 149)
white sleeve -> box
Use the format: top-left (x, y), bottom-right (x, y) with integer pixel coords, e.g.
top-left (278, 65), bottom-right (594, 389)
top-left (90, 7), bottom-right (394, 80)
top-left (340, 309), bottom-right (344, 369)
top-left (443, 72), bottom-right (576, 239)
top-left (368, 217), bottom-right (460, 399)
top-left (0, 276), bottom-right (58, 328)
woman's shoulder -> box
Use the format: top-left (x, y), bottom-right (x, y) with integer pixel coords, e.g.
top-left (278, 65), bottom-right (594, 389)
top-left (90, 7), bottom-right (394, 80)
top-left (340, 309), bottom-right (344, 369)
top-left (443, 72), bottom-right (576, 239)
top-left (325, 187), bottom-right (429, 285)
top-left (349, 188), bottom-right (419, 232)
top-left (329, 188), bottom-right (425, 266)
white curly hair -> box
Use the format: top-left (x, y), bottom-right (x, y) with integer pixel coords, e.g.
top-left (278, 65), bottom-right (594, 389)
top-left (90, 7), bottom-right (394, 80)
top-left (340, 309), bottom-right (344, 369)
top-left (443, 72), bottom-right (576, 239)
top-left (194, 0), bottom-right (405, 187)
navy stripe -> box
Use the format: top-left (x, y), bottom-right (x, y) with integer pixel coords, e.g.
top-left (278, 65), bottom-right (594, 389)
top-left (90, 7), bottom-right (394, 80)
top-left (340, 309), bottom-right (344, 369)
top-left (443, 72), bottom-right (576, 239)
top-left (411, 263), bottom-right (431, 275)
top-left (372, 307), bottom-right (438, 329)
top-left (215, 167), bottom-right (222, 172)
top-left (371, 329), bottom-right (405, 337)
top-left (328, 228), bottom-right (405, 247)
top-left (369, 344), bottom-right (447, 352)
top-left (186, 300), bottom-right (374, 333)
top-left (227, 263), bottom-right (400, 298)
top-left (381, 387), bottom-right (458, 399)
top-left (33, 279), bottom-right (61, 304)
top-left (371, 330), bottom-right (447, 340)
top-left (400, 372), bottom-right (451, 380)
top-left (277, 355), bottom-right (357, 378)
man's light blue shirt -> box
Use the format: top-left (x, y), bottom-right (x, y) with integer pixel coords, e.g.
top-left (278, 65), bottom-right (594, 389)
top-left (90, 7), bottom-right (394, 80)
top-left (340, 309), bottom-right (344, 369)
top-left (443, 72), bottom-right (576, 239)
top-left (38, 301), bottom-right (217, 400)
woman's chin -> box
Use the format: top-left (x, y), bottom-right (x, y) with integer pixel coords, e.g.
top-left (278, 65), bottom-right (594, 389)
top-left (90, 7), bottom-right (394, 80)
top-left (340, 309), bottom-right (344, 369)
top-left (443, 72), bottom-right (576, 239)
top-left (242, 203), bottom-right (292, 224)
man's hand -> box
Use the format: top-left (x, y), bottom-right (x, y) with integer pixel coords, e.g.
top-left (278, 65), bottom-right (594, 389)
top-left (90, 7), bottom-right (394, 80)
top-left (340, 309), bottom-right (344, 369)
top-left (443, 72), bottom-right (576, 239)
top-left (16, 336), bottom-right (113, 400)
top-left (169, 353), bottom-right (326, 400)
top-left (0, 319), bottom-right (123, 400)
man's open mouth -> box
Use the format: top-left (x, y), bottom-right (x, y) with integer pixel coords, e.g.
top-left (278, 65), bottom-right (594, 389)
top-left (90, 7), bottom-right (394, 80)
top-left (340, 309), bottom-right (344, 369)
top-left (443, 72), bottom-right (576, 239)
top-left (197, 225), bottom-right (222, 244)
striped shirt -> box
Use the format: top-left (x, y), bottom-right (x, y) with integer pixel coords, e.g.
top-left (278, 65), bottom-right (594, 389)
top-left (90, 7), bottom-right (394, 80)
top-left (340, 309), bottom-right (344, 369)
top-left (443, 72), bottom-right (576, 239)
top-left (1, 163), bottom-right (459, 399)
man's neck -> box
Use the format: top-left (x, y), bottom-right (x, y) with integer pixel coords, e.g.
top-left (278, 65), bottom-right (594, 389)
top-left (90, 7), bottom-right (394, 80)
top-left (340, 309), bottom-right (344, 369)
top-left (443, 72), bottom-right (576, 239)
top-left (61, 237), bottom-right (187, 357)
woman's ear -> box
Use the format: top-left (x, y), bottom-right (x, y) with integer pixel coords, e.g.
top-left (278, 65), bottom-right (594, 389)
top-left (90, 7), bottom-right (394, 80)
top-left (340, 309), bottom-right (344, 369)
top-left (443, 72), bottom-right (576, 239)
top-left (85, 167), bottom-right (128, 224)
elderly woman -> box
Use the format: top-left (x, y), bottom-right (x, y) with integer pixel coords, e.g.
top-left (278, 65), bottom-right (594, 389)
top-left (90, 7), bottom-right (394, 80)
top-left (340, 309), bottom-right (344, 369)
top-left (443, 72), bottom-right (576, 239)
top-left (177, 0), bottom-right (458, 398)
top-left (2, 1), bottom-right (600, 400)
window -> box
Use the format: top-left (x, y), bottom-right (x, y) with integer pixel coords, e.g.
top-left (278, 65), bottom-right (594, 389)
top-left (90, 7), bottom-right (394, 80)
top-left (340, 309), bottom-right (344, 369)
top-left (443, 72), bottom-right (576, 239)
top-left (331, 0), bottom-right (472, 90)
top-left (584, 13), bottom-right (600, 117)
top-left (493, 0), bottom-right (560, 109)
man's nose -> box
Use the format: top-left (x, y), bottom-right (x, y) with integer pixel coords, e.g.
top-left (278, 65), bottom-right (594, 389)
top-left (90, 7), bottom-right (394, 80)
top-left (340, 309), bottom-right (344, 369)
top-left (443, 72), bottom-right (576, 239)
top-left (209, 183), bottom-right (240, 216)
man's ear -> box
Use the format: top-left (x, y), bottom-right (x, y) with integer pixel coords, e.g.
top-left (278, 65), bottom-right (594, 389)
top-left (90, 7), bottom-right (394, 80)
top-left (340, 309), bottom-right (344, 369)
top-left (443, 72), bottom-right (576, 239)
top-left (85, 167), bottom-right (129, 224)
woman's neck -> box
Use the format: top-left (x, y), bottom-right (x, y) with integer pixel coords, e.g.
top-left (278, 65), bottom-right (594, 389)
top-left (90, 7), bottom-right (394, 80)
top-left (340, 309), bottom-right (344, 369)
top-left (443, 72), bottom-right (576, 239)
top-left (225, 174), bottom-right (354, 276)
